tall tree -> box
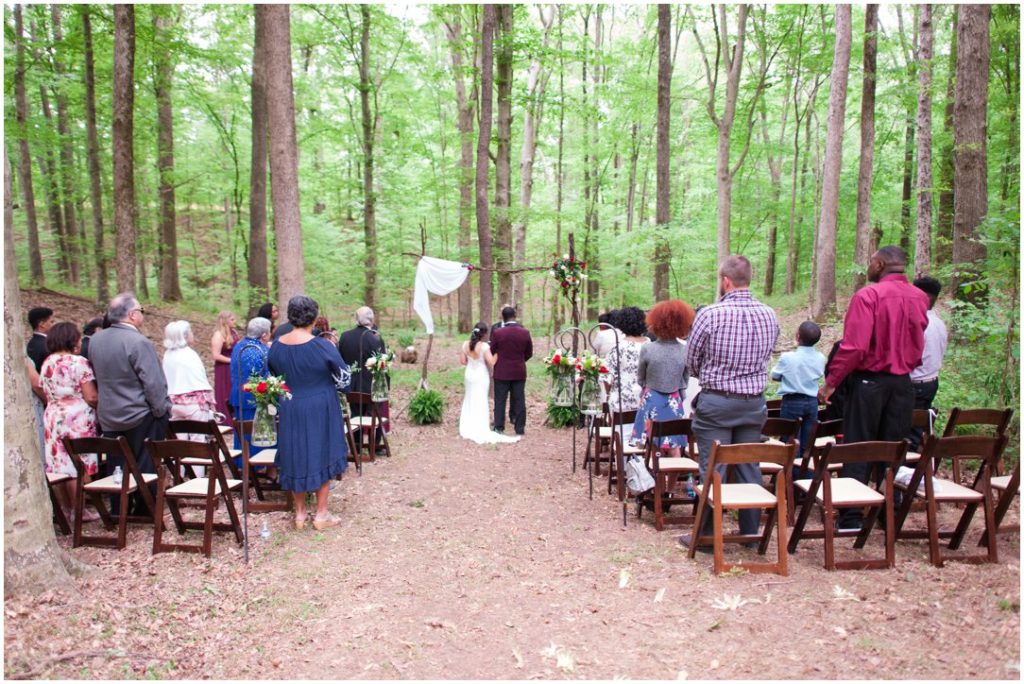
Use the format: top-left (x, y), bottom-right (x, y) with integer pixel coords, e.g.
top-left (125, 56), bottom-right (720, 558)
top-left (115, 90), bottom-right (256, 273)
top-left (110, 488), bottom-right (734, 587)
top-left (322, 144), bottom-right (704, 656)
top-left (49, 5), bottom-right (81, 285)
top-left (935, 8), bottom-right (958, 265)
top-left (493, 4), bottom-right (513, 310)
top-left (551, 5), bottom-right (565, 333)
top-left (853, 5), bottom-right (878, 290)
top-left (475, 5), bottom-right (496, 324)
top-left (896, 6), bottom-right (918, 254)
top-left (112, 4), bottom-right (137, 293)
top-left (992, 5), bottom-right (1019, 203)
top-left (248, 6), bottom-right (270, 309)
top-left (583, 6), bottom-right (603, 320)
top-left (443, 7), bottom-right (477, 333)
top-left (12, 5), bottom-right (44, 285)
top-left (810, 4), bottom-right (852, 320)
top-left (951, 3), bottom-right (991, 299)
top-left (81, 6), bottom-right (108, 304)
top-left (653, 4), bottom-right (671, 301)
top-left (261, 4), bottom-right (305, 314)
top-left (153, 8), bottom-right (182, 301)
top-left (357, 5), bottom-right (377, 309)
top-left (914, 5), bottom-right (934, 277)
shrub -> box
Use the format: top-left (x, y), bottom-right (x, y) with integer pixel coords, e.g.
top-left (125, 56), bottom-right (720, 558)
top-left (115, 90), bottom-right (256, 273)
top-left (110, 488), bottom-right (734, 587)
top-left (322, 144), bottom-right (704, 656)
top-left (409, 388), bottom-right (445, 425)
top-left (545, 399), bottom-right (579, 428)
top-left (396, 332), bottom-right (416, 348)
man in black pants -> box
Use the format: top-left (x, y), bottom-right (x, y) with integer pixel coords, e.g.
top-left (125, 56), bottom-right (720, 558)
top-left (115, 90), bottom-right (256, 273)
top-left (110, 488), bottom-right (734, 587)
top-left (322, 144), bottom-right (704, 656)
top-left (489, 306), bottom-right (533, 435)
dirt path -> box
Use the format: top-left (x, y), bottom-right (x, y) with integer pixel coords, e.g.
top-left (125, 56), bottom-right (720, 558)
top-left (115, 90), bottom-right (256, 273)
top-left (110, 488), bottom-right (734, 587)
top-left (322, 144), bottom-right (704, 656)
top-left (5, 293), bottom-right (1020, 680)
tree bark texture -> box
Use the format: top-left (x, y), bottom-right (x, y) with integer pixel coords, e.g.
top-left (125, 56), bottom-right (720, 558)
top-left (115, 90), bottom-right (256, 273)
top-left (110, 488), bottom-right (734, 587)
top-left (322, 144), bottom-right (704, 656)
top-left (951, 3), bottom-right (990, 297)
top-left (897, 6), bottom-right (918, 254)
top-left (153, 10), bottom-right (182, 301)
top-left (853, 5), bottom-right (878, 290)
top-left (551, 6), bottom-right (565, 334)
top-left (112, 4), bottom-right (137, 293)
top-left (653, 4), bottom-right (672, 302)
top-left (475, 5), bottom-right (495, 325)
top-left (914, 5), bottom-right (934, 277)
top-left (4, 143), bottom-right (78, 597)
top-left (81, 6), bottom-right (109, 304)
top-left (934, 7), bottom-right (957, 266)
top-left (13, 5), bottom-right (44, 286)
top-left (358, 5), bottom-right (376, 309)
top-left (50, 5), bottom-right (81, 285)
top-left (248, 6), bottom-right (270, 307)
top-left (493, 4), bottom-right (513, 313)
top-left (810, 4), bottom-right (851, 321)
top-left (261, 4), bottom-right (305, 313)
top-left (584, 6), bottom-right (602, 321)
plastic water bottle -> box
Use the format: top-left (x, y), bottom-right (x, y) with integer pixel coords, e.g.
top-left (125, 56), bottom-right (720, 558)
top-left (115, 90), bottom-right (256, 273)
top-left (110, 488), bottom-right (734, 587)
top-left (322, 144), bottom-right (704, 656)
top-left (112, 466), bottom-right (123, 485)
top-left (685, 474), bottom-right (695, 499)
top-left (260, 520), bottom-right (271, 541)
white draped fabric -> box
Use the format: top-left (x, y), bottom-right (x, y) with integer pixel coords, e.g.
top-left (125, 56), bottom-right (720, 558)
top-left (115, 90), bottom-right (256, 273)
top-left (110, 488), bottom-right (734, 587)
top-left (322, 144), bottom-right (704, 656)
top-left (413, 256), bottom-right (470, 334)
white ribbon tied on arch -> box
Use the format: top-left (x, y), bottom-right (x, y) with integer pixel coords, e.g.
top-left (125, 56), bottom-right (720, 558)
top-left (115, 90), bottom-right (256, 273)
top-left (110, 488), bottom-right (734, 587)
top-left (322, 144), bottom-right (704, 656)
top-left (413, 256), bottom-right (471, 335)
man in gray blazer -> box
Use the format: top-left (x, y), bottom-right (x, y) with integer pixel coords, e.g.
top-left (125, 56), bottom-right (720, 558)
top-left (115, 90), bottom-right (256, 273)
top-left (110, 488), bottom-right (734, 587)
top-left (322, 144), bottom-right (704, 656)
top-left (89, 293), bottom-right (171, 514)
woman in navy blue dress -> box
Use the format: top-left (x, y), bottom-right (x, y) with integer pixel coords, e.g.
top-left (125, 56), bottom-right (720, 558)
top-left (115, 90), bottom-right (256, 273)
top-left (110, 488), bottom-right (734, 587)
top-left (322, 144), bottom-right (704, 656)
top-left (268, 296), bottom-right (350, 530)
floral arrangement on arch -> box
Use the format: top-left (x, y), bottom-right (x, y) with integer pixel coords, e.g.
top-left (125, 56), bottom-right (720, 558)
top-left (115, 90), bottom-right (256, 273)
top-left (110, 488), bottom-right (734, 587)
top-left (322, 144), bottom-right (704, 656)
top-left (575, 350), bottom-right (609, 379)
top-left (550, 254), bottom-right (587, 295)
top-left (543, 348), bottom-right (577, 378)
top-left (243, 374), bottom-right (291, 415)
top-left (365, 348), bottom-right (396, 382)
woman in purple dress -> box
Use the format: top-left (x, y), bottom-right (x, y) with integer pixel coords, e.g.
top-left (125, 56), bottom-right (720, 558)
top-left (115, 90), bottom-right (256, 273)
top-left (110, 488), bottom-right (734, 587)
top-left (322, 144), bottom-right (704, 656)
top-left (210, 310), bottom-right (239, 422)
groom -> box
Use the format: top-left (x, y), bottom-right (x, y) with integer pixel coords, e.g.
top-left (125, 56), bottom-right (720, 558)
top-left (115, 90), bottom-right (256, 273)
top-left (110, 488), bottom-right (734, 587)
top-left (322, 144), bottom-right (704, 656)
top-left (489, 306), bottom-right (533, 436)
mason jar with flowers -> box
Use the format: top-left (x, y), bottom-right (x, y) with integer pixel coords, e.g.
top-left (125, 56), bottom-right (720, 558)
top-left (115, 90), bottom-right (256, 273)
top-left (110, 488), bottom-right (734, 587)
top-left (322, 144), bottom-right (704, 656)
top-left (243, 374), bottom-right (291, 446)
top-left (365, 348), bottom-right (396, 402)
top-left (543, 348), bottom-right (577, 407)
top-left (575, 350), bottom-right (610, 416)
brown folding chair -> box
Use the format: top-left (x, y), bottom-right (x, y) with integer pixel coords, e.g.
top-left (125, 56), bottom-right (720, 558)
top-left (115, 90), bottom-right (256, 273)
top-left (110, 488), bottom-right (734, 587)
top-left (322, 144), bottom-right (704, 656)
top-left (757, 417), bottom-right (801, 523)
top-left (640, 419), bottom-right (700, 531)
top-left (168, 418), bottom-right (244, 482)
top-left (63, 436), bottom-right (160, 550)
top-left (789, 440), bottom-right (908, 570)
top-left (46, 472), bottom-right (74, 535)
top-left (942, 407), bottom-right (1013, 479)
top-left (607, 409), bottom-right (640, 501)
top-left (688, 440), bottom-right (796, 575)
top-left (766, 398), bottom-right (783, 418)
top-left (586, 403), bottom-right (614, 477)
top-left (149, 438), bottom-right (244, 557)
top-left (338, 394), bottom-right (362, 476)
top-left (234, 418), bottom-right (290, 513)
top-left (980, 463), bottom-right (1020, 546)
top-left (795, 418), bottom-right (844, 474)
top-left (894, 434), bottom-right (1006, 567)
top-left (903, 408), bottom-right (937, 469)
top-left (348, 391), bottom-right (391, 459)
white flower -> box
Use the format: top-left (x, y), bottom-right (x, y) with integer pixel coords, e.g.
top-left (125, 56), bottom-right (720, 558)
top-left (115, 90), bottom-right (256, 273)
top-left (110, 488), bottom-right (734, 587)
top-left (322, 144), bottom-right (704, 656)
top-left (365, 358), bottom-right (376, 369)
top-left (267, 404), bottom-right (278, 416)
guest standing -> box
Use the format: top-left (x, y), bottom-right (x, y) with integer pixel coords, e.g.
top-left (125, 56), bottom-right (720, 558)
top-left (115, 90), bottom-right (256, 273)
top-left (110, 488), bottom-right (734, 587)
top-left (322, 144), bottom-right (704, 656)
top-left (26, 306), bottom-right (54, 372)
top-left (211, 310), bottom-right (239, 422)
top-left (338, 306), bottom-right (388, 452)
top-left (269, 296), bottom-right (349, 531)
top-left (908, 276), bottom-right (948, 449)
top-left (257, 302), bottom-right (279, 338)
top-left (684, 255), bottom-right (779, 549)
top-left (770, 321), bottom-right (826, 473)
top-left (40, 322), bottom-right (100, 523)
top-left (489, 306), bottom-right (534, 436)
top-left (605, 307), bottom-right (649, 415)
top-left (230, 317), bottom-right (273, 459)
top-left (631, 300), bottom-right (693, 455)
top-left (162, 320), bottom-right (216, 423)
top-left (80, 317), bottom-right (104, 361)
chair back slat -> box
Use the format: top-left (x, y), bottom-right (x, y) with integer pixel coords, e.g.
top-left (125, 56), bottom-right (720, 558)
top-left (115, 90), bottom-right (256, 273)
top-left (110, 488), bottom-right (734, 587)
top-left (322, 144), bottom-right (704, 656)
top-left (820, 440), bottom-right (908, 467)
top-left (149, 438), bottom-right (220, 468)
top-left (761, 417), bottom-right (801, 442)
top-left (809, 418), bottom-right (844, 440)
top-left (649, 418), bottom-right (693, 439)
top-left (63, 435), bottom-right (133, 461)
top-left (707, 440), bottom-right (796, 468)
top-left (942, 407), bottom-right (1013, 437)
top-left (911, 409), bottom-right (936, 431)
top-left (609, 410), bottom-right (638, 426)
top-left (922, 433), bottom-right (1008, 467)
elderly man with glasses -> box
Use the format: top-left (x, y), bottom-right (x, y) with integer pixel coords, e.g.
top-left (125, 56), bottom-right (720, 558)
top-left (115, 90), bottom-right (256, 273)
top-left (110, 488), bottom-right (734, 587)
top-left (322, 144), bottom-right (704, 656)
top-left (88, 292), bottom-right (171, 515)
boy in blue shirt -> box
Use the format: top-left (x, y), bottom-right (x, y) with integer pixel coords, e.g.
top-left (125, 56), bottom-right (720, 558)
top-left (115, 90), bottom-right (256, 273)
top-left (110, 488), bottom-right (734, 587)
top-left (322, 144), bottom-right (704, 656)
top-left (771, 321), bottom-right (826, 476)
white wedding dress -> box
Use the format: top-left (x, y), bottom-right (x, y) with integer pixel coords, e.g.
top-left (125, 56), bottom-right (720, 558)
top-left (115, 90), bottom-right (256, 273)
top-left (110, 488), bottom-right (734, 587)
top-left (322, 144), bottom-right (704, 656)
top-left (459, 342), bottom-right (521, 445)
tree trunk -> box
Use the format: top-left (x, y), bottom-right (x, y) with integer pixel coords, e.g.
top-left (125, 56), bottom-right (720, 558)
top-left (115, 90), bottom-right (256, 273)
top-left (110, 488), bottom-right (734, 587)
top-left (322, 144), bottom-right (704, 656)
top-left (357, 5), bottom-right (376, 309)
top-left (914, 5), bottom-right (934, 277)
top-left (935, 7), bottom-right (957, 266)
top-left (13, 5), bottom-right (44, 286)
top-left (112, 4), bottom-right (136, 294)
top-left (493, 4), bottom-right (513, 311)
top-left (897, 6), bottom-right (918, 254)
top-left (81, 6), bottom-right (108, 304)
top-left (810, 5), bottom-right (851, 321)
top-left (261, 4), bottom-right (305, 313)
top-left (853, 5), bottom-right (878, 290)
top-left (50, 5), bottom-right (81, 285)
top-left (153, 9), bottom-right (182, 301)
top-left (475, 5), bottom-right (495, 324)
top-left (584, 7), bottom-right (602, 320)
top-left (551, 6), bottom-right (565, 333)
top-left (951, 3), bottom-right (990, 300)
top-left (444, 9), bottom-right (476, 334)
top-left (5, 143), bottom-right (82, 596)
top-left (248, 6), bottom-right (270, 308)
top-left (653, 4), bottom-right (672, 302)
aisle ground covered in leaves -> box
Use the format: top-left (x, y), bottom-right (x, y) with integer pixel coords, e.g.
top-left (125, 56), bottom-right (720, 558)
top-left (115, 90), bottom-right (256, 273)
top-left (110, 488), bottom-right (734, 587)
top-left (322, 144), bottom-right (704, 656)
top-left (5, 293), bottom-right (1020, 680)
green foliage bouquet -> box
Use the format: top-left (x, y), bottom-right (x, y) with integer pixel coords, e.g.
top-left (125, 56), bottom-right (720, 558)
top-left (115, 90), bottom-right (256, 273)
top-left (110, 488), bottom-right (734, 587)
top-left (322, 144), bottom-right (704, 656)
top-left (543, 348), bottom-right (577, 378)
top-left (243, 374), bottom-right (291, 416)
top-left (409, 388), bottom-right (445, 425)
top-left (575, 350), bottom-right (610, 379)
top-left (364, 348), bottom-right (396, 383)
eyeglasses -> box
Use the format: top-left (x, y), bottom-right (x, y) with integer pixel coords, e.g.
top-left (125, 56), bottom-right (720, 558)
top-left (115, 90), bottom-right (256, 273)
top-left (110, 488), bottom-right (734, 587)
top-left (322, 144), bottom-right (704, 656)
top-left (131, 307), bottom-right (146, 315)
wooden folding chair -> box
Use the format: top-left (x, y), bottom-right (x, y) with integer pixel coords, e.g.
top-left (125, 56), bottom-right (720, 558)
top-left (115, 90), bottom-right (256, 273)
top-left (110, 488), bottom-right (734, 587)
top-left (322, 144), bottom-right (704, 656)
top-left (607, 409), bottom-right (640, 501)
top-left (149, 438), bottom-right (244, 557)
top-left (789, 440), bottom-right (908, 570)
top-left (586, 403), bottom-right (614, 477)
top-left (980, 462), bottom-right (1020, 546)
top-left (234, 419), bottom-right (290, 513)
top-left (942, 407), bottom-right (1013, 479)
top-left (46, 472), bottom-right (74, 535)
top-left (338, 394), bottom-right (362, 476)
top-left (894, 434), bottom-right (1006, 567)
top-left (766, 398), bottom-right (783, 418)
top-left (63, 436), bottom-right (160, 550)
top-left (348, 391), bottom-right (391, 459)
top-left (688, 440), bottom-right (796, 575)
top-left (168, 419), bottom-right (244, 481)
top-left (794, 418), bottom-right (844, 473)
top-left (757, 417), bottom-right (801, 523)
top-left (641, 419), bottom-right (699, 531)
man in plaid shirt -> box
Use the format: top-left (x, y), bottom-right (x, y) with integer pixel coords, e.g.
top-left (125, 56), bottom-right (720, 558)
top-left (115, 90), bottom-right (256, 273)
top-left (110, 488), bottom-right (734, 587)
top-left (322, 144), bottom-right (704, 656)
top-left (682, 255), bottom-right (779, 551)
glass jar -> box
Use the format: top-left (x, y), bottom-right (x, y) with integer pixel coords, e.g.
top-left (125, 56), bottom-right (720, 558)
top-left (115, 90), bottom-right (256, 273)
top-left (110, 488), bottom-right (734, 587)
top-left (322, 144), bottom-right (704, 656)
top-left (580, 376), bottom-right (602, 416)
top-left (551, 372), bottom-right (575, 407)
top-left (371, 373), bottom-right (389, 402)
top-left (251, 404), bottom-right (277, 447)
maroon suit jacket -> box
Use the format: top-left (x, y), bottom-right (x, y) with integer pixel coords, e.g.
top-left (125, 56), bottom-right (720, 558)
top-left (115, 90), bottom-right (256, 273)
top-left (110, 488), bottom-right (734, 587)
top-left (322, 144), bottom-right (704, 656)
top-left (489, 323), bottom-right (533, 382)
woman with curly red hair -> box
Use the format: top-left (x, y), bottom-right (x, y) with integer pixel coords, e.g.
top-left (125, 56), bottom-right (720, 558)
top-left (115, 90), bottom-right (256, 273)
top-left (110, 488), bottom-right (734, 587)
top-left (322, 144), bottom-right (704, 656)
top-left (631, 299), bottom-right (696, 456)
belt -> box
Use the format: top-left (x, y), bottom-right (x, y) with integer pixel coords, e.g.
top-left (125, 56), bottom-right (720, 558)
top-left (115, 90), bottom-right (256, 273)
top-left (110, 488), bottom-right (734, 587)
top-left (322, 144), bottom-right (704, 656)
top-left (703, 388), bottom-right (762, 400)
top-left (912, 377), bottom-right (938, 385)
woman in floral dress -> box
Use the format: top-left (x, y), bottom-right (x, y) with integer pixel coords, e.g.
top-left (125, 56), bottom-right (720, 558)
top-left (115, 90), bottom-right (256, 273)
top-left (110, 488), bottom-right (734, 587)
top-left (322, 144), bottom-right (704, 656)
top-left (604, 307), bottom-right (650, 416)
top-left (40, 322), bottom-right (100, 522)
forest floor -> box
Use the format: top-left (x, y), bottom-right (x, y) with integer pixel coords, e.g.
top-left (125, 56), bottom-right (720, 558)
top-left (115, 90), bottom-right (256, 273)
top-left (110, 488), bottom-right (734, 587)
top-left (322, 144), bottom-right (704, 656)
top-left (5, 290), bottom-right (1020, 680)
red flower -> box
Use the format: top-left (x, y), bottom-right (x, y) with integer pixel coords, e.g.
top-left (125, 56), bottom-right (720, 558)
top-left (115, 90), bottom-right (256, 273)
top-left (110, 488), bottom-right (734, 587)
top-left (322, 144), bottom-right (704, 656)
top-left (281, 383), bottom-right (290, 392)
top-left (599, 365), bottom-right (609, 374)
top-left (552, 354), bottom-right (561, 365)
top-left (256, 381), bottom-right (268, 393)
top-left (561, 281), bottom-right (568, 288)
top-left (580, 261), bottom-right (587, 269)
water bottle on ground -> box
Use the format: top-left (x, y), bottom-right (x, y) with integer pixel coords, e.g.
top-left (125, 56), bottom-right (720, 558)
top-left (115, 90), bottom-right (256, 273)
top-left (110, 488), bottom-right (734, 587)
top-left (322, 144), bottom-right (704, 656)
top-left (112, 466), bottom-right (123, 485)
top-left (260, 519), bottom-right (271, 541)
top-left (685, 474), bottom-right (695, 499)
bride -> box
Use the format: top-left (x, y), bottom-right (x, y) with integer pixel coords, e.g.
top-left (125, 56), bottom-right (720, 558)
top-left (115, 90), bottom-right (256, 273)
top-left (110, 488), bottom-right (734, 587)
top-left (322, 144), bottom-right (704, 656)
top-left (458, 322), bottom-right (520, 444)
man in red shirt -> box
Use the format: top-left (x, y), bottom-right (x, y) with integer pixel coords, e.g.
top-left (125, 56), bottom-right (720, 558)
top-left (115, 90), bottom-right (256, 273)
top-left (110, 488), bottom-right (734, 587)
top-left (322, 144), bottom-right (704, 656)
top-left (820, 246), bottom-right (929, 530)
